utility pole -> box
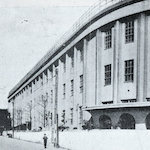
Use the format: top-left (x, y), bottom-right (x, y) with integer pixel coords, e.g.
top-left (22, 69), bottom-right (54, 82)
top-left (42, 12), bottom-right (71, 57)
top-left (53, 68), bottom-right (59, 148)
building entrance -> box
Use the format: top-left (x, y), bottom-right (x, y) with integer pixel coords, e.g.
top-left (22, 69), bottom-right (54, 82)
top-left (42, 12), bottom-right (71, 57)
top-left (99, 115), bottom-right (111, 129)
top-left (119, 113), bottom-right (135, 129)
top-left (145, 113), bottom-right (150, 129)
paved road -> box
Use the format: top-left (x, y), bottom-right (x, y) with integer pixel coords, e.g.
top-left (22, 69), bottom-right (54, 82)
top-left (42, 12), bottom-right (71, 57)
top-left (0, 136), bottom-right (66, 150)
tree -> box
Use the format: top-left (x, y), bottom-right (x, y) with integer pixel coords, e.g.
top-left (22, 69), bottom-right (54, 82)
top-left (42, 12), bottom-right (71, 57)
top-left (25, 100), bottom-right (33, 130)
top-left (37, 93), bottom-right (48, 128)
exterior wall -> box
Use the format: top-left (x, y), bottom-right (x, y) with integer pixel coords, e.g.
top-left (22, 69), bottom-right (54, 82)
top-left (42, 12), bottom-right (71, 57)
top-left (86, 36), bottom-right (96, 107)
top-left (8, 0), bottom-right (150, 131)
top-left (118, 19), bottom-right (137, 101)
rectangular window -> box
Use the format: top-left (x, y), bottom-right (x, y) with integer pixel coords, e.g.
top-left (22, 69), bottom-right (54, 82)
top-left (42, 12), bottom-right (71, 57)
top-left (70, 108), bottom-right (73, 125)
top-left (105, 64), bottom-right (111, 85)
top-left (63, 84), bottom-right (66, 99)
top-left (40, 74), bottom-right (43, 85)
top-left (61, 110), bottom-right (65, 124)
top-left (50, 90), bottom-right (53, 104)
top-left (80, 49), bottom-right (84, 61)
top-left (71, 56), bottom-right (74, 68)
top-left (125, 59), bottom-right (134, 82)
top-left (80, 75), bottom-right (83, 93)
top-left (125, 20), bottom-right (134, 43)
top-left (79, 106), bottom-right (83, 125)
top-left (71, 80), bottom-right (74, 96)
top-left (64, 61), bottom-right (66, 72)
top-left (105, 29), bottom-right (112, 49)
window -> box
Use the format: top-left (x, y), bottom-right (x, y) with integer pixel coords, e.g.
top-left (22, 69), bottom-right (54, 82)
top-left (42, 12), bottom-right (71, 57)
top-left (40, 74), bottom-right (43, 85)
top-left (80, 49), bottom-right (84, 61)
top-left (71, 56), bottom-right (74, 68)
top-left (61, 110), bottom-right (65, 124)
top-left (105, 29), bottom-right (112, 49)
top-left (71, 80), bottom-right (74, 96)
top-left (125, 60), bottom-right (134, 82)
top-left (79, 106), bottom-right (83, 125)
top-left (125, 20), bottom-right (134, 43)
top-left (80, 75), bottom-right (83, 93)
top-left (63, 61), bottom-right (66, 72)
top-left (44, 70), bottom-right (48, 83)
top-left (63, 84), bottom-right (66, 99)
top-left (70, 108), bottom-right (73, 125)
top-left (105, 64), bottom-right (111, 85)
top-left (50, 90), bottom-right (53, 104)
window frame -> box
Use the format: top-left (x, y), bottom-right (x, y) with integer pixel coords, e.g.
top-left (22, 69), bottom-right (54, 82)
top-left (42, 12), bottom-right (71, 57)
top-left (80, 75), bottom-right (83, 93)
top-left (104, 64), bottom-right (111, 86)
top-left (71, 80), bottom-right (74, 96)
top-left (63, 84), bottom-right (66, 99)
top-left (125, 20), bottom-right (134, 43)
top-left (124, 59), bottom-right (134, 82)
top-left (105, 29), bottom-right (112, 49)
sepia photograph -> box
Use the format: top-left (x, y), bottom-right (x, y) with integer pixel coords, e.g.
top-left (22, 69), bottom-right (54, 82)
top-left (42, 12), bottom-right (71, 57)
top-left (0, 0), bottom-right (150, 149)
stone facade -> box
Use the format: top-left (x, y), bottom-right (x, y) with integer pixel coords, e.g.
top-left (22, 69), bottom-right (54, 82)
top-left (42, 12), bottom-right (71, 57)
top-left (8, 0), bottom-right (150, 130)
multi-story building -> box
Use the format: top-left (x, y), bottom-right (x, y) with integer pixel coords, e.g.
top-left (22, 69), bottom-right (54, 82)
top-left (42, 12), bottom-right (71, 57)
top-left (8, 0), bottom-right (150, 130)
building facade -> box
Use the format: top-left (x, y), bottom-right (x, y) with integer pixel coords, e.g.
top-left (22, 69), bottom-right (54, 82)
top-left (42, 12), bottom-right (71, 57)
top-left (8, 0), bottom-right (150, 130)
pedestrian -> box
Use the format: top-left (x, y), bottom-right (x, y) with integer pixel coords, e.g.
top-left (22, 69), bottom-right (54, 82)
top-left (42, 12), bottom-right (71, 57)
top-left (43, 134), bottom-right (48, 149)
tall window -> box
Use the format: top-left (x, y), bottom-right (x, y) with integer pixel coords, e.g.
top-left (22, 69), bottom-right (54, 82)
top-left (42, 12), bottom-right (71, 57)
top-left (105, 29), bottom-right (112, 49)
top-left (105, 64), bottom-right (111, 85)
top-left (71, 80), bottom-right (74, 96)
top-left (50, 90), bottom-right (53, 104)
top-left (63, 61), bottom-right (66, 72)
top-left (61, 110), bottom-right (65, 125)
top-left (44, 70), bottom-right (48, 83)
top-left (71, 56), bottom-right (74, 68)
top-left (63, 84), bottom-right (66, 99)
top-left (80, 49), bottom-right (84, 61)
top-left (40, 74), bottom-right (43, 85)
top-left (125, 20), bottom-right (134, 43)
top-left (125, 59), bottom-right (134, 82)
top-left (70, 108), bottom-right (73, 125)
top-left (79, 106), bottom-right (83, 125)
top-left (80, 75), bottom-right (83, 93)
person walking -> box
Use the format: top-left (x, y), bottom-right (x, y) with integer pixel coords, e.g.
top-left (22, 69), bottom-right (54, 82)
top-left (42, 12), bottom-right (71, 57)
top-left (43, 134), bottom-right (48, 149)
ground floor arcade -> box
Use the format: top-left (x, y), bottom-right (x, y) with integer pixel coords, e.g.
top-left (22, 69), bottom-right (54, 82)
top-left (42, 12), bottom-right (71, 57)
top-left (85, 106), bottom-right (150, 130)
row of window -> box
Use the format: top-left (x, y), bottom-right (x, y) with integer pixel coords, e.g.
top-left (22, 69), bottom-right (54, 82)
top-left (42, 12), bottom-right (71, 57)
top-left (63, 75), bottom-right (83, 99)
top-left (14, 20), bottom-right (134, 98)
top-left (105, 20), bottom-right (134, 49)
top-left (63, 49), bottom-right (84, 73)
top-left (61, 107), bottom-right (83, 126)
top-left (105, 59), bottom-right (134, 85)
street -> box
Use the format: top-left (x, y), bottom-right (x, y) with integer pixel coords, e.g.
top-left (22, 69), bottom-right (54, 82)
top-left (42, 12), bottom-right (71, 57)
top-left (0, 136), bottom-right (65, 150)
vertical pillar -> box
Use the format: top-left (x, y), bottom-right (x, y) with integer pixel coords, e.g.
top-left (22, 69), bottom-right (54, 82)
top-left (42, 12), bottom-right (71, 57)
top-left (74, 46), bottom-right (78, 128)
top-left (137, 13), bottom-right (147, 102)
top-left (96, 29), bottom-right (102, 105)
top-left (83, 38), bottom-right (87, 107)
top-left (113, 21), bottom-right (120, 104)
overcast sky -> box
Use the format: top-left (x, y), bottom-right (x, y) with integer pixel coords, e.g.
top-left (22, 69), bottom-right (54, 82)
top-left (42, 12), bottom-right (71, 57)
top-left (0, 0), bottom-right (99, 108)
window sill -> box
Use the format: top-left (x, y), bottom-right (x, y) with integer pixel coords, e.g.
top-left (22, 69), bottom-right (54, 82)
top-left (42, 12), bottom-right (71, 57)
top-left (104, 84), bottom-right (111, 87)
top-left (124, 81), bottom-right (134, 83)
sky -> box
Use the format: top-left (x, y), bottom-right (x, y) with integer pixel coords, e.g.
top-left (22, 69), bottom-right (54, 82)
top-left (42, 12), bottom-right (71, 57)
top-left (0, 0), bottom-right (100, 108)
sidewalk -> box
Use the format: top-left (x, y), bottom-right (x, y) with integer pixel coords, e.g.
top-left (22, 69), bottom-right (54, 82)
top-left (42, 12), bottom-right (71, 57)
top-left (46, 144), bottom-right (70, 150)
top-left (14, 137), bottom-right (70, 150)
